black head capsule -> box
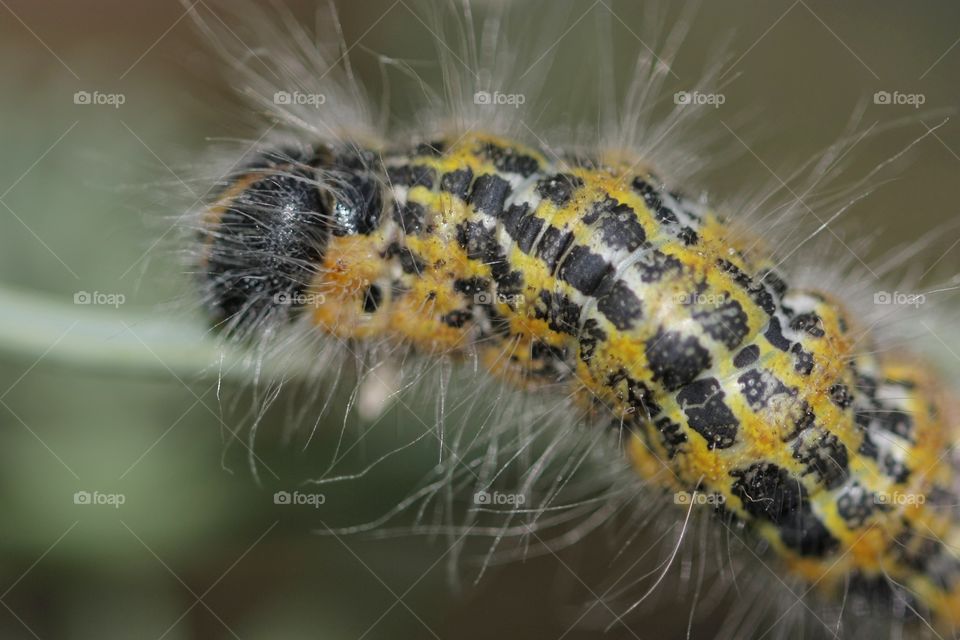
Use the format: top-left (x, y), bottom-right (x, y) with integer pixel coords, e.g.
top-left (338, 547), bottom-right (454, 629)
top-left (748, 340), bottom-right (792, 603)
top-left (199, 145), bottom-right (388, 335)
top-left (202, 154), bottom-right (330, 334)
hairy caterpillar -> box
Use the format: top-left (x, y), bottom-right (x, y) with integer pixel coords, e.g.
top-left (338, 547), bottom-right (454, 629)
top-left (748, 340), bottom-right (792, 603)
top-left (180, 1), bottom-right (960, 637)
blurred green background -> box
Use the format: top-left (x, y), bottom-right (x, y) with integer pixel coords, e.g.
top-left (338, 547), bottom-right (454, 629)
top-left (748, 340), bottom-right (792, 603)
top-left (0, 1), bottom-right (958, 638)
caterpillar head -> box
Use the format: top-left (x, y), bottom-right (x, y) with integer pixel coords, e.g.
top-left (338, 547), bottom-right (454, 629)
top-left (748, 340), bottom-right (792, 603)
top-left (197, 145), bottom-right (383, 336)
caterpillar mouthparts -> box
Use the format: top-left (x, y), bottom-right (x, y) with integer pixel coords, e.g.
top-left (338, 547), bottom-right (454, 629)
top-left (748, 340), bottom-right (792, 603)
top-left (196, 130), bottom-right (960, 630)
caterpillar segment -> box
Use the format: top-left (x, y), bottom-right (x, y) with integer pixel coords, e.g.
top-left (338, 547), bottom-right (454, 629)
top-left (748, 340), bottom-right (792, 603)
top-left (198, 132), bottom-right (960, 630)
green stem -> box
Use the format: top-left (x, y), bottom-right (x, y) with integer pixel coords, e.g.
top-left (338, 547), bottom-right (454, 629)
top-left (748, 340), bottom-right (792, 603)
top-left (0, 286), bottom-right (257, 380)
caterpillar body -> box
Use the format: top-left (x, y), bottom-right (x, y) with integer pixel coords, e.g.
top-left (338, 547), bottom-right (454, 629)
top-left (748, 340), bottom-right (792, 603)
top-left (198, 131), bottom-right (960, 632)
top-left (182, 1), bottom-right (960, 636)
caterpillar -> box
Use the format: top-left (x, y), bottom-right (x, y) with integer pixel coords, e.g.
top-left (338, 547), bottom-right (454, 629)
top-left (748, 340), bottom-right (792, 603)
top-left (182, 1), bottom-right (960, 637)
